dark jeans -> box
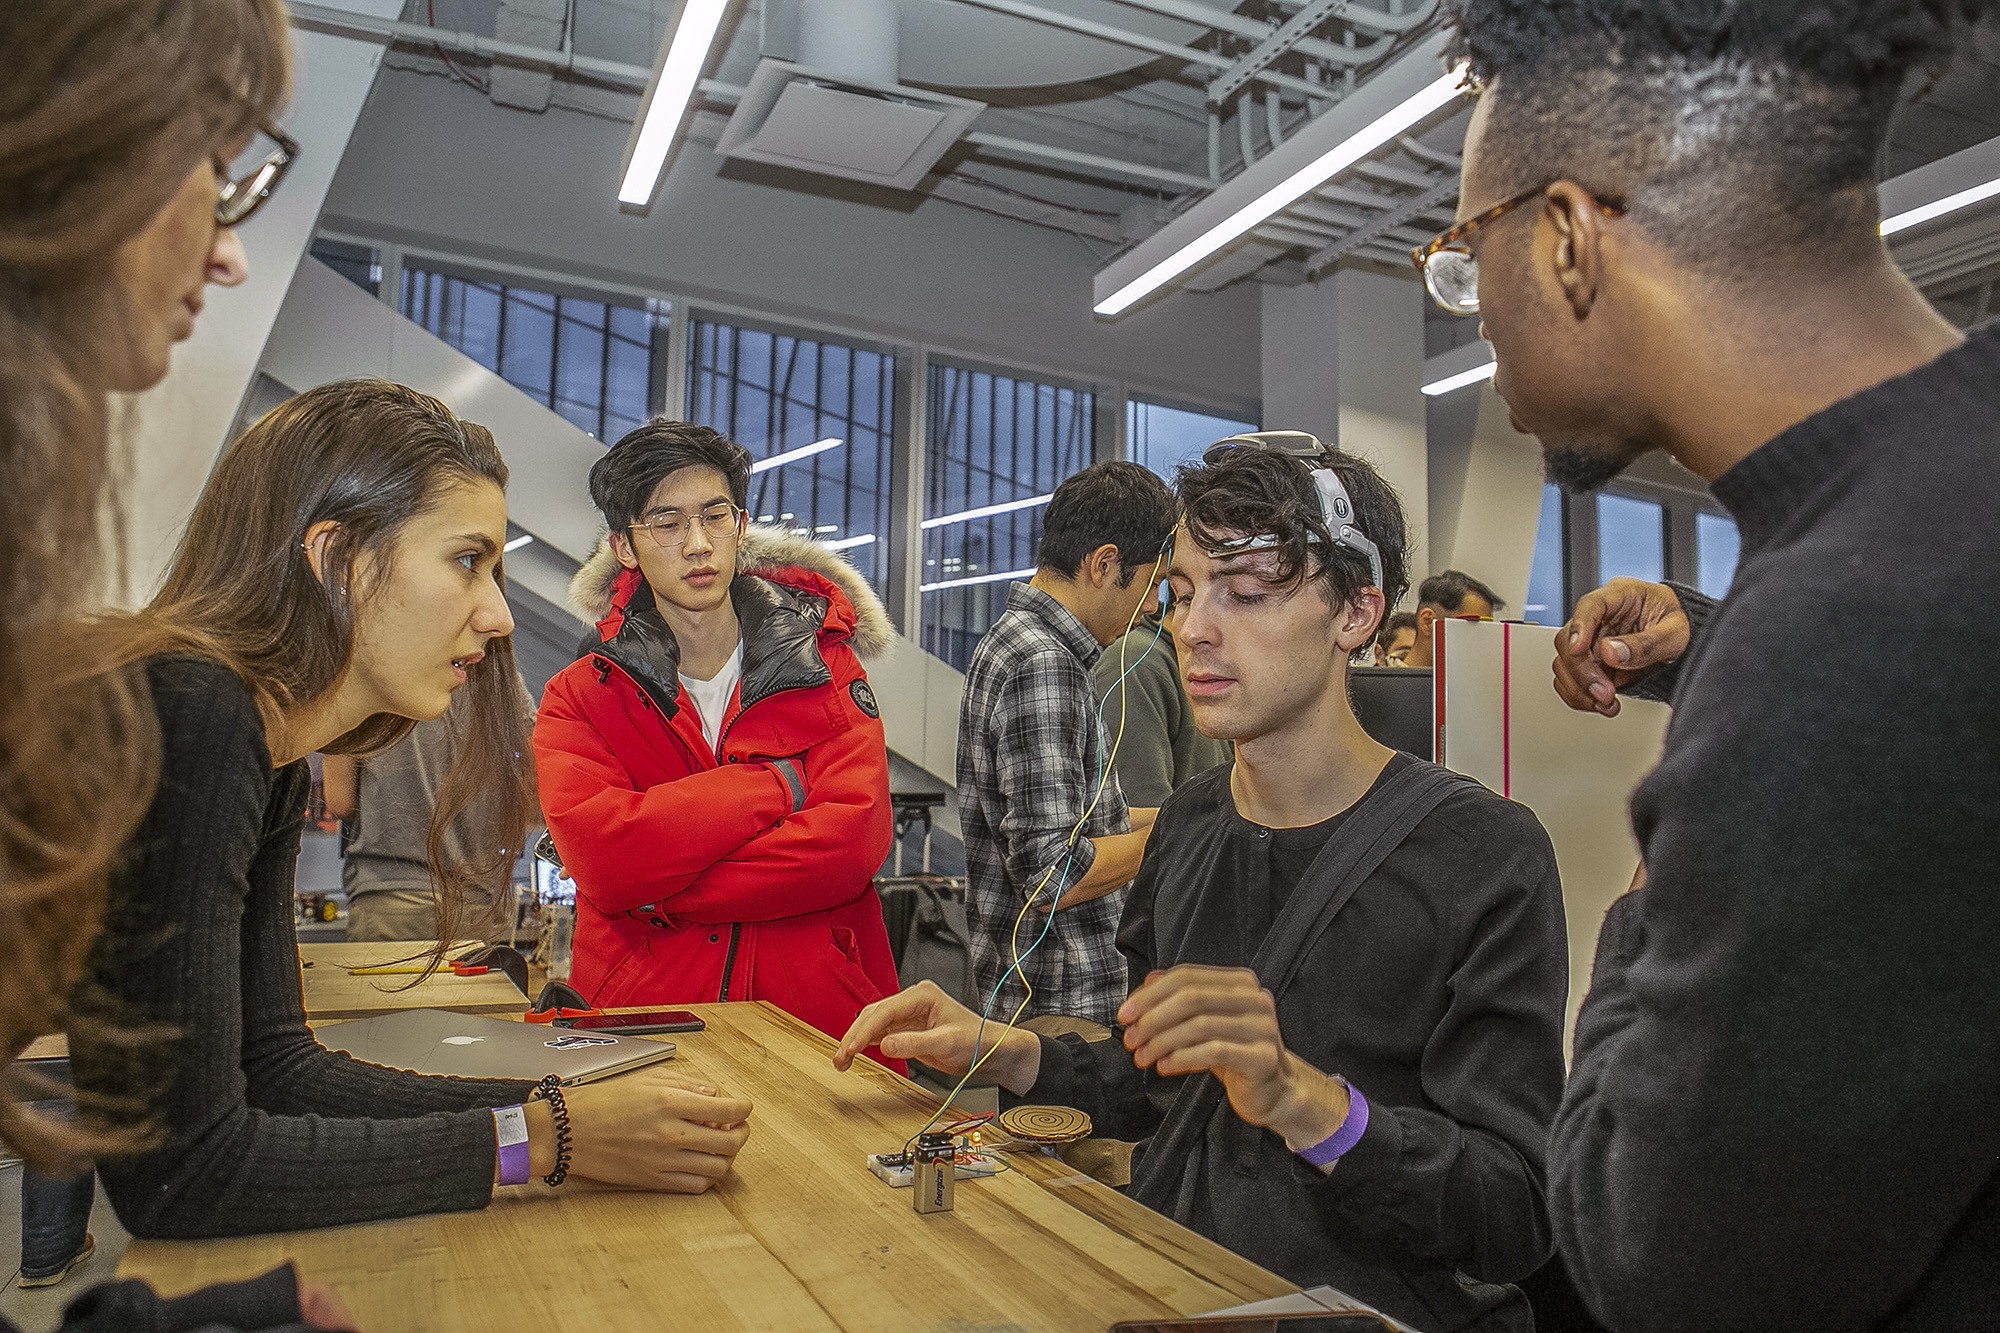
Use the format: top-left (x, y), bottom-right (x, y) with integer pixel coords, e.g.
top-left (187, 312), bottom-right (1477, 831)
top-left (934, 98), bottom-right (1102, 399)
top-left (18, 1084), bottom-right (94, 1279)
top-left (20, 1163), bottom-right (94, 1278)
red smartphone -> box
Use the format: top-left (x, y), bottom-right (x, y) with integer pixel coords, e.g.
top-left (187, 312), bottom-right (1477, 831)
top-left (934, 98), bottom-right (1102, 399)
top-left (554, 1010), bottom-right (706, 1035)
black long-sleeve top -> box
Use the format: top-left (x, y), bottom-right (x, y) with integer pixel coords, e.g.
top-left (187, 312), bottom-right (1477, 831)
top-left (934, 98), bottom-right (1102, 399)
top-left (67, 658), bottom-right (534, 1239)
top-left (1553, 323), bottom-right (2000, 1331)
top-left (1, 1266), bottom-right (313, 1333)
top-left (1020, 755), bottom-right (1569, 1333)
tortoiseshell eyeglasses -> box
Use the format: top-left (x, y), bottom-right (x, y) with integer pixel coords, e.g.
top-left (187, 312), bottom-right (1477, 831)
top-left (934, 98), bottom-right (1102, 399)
top-left (1410, 185), bottom-right (1625, 315)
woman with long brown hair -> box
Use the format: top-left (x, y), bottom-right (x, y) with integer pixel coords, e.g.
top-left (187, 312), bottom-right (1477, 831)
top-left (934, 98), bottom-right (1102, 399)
top-left (63, 379), bottom-right (750, 1249)
top-left (0, 2), bottom-right (357, 1327)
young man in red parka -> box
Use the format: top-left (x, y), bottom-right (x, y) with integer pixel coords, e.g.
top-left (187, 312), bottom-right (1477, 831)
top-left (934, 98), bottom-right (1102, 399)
top-left (534, 421), bottom-right (899, 1047)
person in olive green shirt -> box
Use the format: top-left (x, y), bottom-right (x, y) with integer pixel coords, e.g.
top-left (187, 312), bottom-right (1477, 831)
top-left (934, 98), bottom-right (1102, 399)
top-left (1091, 607), bottom-right (1229, 808)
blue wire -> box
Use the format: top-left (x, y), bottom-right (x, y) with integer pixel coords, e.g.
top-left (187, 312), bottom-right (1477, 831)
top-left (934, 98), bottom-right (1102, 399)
top-left (931, 608), bottom-right (1171, 1125)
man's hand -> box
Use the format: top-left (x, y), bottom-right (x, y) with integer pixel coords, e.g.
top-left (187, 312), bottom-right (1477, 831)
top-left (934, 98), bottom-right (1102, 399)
top-left (1554, 578), bottom-right (1689, 717)
top-left (1042, 826), bottom-right (1154, 912)
top-left (832, 980), bottom-right (1042, 1094)
top-left (1117, 965), bottom-right (1350, 1152)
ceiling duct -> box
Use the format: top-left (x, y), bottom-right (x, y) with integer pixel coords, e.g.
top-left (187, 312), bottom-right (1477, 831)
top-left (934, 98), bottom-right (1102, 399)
top-left (716, 0), bottom-right (986, 191)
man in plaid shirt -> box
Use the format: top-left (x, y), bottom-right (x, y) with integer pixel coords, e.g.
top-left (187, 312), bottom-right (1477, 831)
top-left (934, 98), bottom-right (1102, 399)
top-left (958, 462), bottom-right (1178, 1026)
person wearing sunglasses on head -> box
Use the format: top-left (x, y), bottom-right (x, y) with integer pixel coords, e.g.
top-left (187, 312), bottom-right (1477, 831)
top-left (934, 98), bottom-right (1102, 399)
top-left (1431, 2), bottom-right (2000, 1329)
top-left (839, 436), bottom-right (1568, 1333)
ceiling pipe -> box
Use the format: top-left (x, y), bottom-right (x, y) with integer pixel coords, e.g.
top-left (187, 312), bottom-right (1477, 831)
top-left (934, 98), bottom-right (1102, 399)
top-left (1106, 0), bottom-right (1436, 59)
top-left (288, 1), bottom-right (653, 87)
top-left (947, 0), bottom-right (1325, 97)
top-left (799, 0), bottom-right (899, 83)
top-left (1265, 89), bottom-right (1285, 147)
top-left (964, 132), bottom-right (1213, 189)
top-left (293, 4), bottom-right (1245, 201)
top-left (1238, 92), bottom-right (1259, 167)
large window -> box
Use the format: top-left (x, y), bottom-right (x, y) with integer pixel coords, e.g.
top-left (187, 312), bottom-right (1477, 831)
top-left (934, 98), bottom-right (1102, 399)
top-left (1596, 492), bottom-right (1666, 586)
top-left (1695, 511), bottom-right (1741, 599)
top-left (921, 363), bottom-right (1095, 671)
top-left (1127, 399), bottom-right (1257, 483)
top-left (1535, 480), bottom-right (1743, 623)
top-left (401, 265), bottom-right (658, 443)
top-left (310, 238), bottom-right (380, 296)
top-left (1522, 483), bottom-right (1565, 626)
top-left (686, 318), bottom-right (896, 595)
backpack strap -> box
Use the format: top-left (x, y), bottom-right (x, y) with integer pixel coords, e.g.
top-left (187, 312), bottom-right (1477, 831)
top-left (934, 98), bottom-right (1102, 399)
top-left (1130, 761), bottom-right (1476, 1215)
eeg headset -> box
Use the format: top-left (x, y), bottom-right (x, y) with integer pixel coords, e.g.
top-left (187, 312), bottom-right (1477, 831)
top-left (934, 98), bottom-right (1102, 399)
top-left (1200, 430), bottom-right (1386, 590)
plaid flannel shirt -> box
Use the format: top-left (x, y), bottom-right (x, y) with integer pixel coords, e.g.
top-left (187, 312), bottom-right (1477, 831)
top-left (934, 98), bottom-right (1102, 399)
top-left (957, 582), bottom-right (1131, 1026)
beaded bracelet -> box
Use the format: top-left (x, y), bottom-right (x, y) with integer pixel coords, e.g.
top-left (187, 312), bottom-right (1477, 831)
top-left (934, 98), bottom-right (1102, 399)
top-left (534, 1074), bottom-right (572, 1187)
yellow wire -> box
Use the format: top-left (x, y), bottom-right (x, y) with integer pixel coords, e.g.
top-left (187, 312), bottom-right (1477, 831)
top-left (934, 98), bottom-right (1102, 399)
top-left (921, 546), bottom-right (1170, 1124)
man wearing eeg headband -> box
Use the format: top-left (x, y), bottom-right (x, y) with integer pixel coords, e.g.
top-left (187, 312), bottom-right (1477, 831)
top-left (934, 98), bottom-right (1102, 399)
top-left (838, 439), bottom-right (1569, 1332)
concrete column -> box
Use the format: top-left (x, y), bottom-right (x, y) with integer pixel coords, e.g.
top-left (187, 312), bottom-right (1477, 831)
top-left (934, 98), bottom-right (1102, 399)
top-left (1331, 265), bottom-right (1428, 592)
top-left (1430, 383), bottom-right (1547, 610)
top-left (117, 2), bottom-right (403, 605)
top-left (1259, 267), bottom-right (1430, 599)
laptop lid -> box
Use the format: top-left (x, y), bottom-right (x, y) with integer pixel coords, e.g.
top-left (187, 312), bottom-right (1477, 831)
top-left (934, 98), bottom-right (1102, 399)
top-left (321, 1008), bottom-right (676, 1085)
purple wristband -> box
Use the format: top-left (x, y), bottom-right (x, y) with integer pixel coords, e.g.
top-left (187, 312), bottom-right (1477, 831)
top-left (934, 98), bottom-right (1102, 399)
top-left (493, 1105), bottom-right (531, 1186)
top-left (1296, 1081), bottom-right (1369, 1170)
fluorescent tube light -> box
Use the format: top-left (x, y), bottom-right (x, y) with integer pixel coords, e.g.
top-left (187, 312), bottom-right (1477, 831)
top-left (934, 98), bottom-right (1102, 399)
top-left (502, 534), bottom-right (535, 552)
top-left (1880, 175), bottom-right (2000, 237)
top-left (1421, 359), bottom-right (1498, 397)
top-left (617, 0), bottom-right (733, 207)
top-left (1094, 66), bottom-right (1467, 317)
top-left (826, 533), bottom-right (878, 551)
top-left (921, 493), bottom-right (1053, 531)
top-left (921, 566), bottom-right (1035, 593)
top-left (749, 437), bottom-right (842, 473)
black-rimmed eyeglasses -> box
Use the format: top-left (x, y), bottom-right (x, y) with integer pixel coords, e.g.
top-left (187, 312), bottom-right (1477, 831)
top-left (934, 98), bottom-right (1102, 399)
top-left (215, 122), bottom-right (300, 227)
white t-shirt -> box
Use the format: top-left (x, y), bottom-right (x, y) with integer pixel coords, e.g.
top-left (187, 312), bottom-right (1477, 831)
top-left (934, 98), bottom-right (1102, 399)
top-left (680, 643), bottom-right (743, 752)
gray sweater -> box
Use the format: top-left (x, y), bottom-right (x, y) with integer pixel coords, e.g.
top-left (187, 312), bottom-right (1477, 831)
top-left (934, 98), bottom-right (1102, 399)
top-left (1090, 615), bottom-right (1230, 808)
top-left (69, 658), bottom-right (532, 1239)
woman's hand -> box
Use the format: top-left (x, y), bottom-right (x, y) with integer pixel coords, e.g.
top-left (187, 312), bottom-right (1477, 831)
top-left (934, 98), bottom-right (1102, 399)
top-left (526, 1067), bottom-right (751, 1194)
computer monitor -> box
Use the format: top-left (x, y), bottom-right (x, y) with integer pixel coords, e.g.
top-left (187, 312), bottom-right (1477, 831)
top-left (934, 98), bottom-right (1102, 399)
top-left (1349, 667), bottom-right (1434, 759)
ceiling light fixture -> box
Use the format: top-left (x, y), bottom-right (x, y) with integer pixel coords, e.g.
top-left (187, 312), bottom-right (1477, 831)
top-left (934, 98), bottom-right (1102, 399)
top-left (921, 493), bottom-right (1054, 531)
top-left (826, 533), bottom-right (878, 551)
top-left (1094, 47), bottom-right (1466, 317)
top-left (502, 534), bottom-right (536, 552)
top-left (1880, 175), bottom-right (2000, 237)
top-left (749, 437), bottom-right (843, 473)
top-left (1421, 359), bottom-right (1497, 397)
top-left (617, 0), bottom-right (734, 207)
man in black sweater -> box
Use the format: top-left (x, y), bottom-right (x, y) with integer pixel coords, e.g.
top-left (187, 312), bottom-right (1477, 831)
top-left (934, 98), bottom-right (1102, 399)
top-left (837, 443), bottom-right (1569, 1332)
top-left (1433, 2), bottom-right (2000, 1328)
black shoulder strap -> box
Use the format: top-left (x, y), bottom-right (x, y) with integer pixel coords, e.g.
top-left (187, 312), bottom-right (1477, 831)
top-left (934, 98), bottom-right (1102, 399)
top-left (1129, 760), bottom-right (1474, 1213)
top-left (1251, 760), bottom-right (1473, 998)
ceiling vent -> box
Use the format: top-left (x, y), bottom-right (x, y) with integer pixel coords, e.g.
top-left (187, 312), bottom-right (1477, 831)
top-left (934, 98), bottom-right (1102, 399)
top-left (716, 59), bottom-right (986, 191)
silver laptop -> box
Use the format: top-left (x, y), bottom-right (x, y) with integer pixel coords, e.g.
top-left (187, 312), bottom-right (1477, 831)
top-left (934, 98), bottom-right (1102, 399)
top-left (321, 1008), bottom-right (676, 1085)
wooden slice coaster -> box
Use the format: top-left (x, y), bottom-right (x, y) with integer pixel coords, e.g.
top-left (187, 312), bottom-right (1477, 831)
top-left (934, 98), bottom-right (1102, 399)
top-left (996, 1105), bottom-right (1092, 1146)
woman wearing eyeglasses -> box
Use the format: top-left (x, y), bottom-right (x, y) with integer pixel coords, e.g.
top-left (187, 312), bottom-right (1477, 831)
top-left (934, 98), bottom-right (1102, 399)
top-left (0, 3), bottom-right (358, 1329)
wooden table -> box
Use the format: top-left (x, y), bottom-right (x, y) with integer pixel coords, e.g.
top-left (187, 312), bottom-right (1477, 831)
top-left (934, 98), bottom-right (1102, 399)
top-left (118, 1001), bottom-right (1296, 1331)
top-left (21, 942), bottom-right (528, 1063)
top-left (298, 940), bottom-right (527, 1022)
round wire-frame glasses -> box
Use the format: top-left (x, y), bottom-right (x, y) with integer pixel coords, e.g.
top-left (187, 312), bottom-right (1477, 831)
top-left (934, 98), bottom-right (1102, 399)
top-left (628, 501), bottom-right (744, 550)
